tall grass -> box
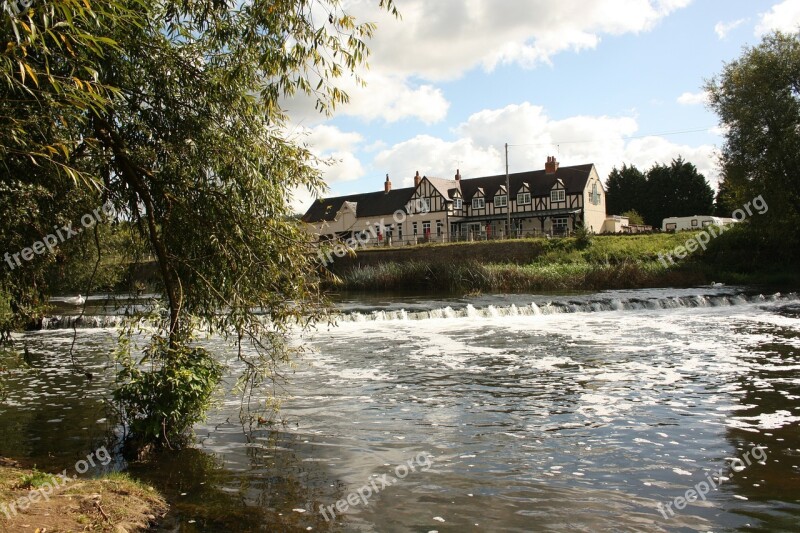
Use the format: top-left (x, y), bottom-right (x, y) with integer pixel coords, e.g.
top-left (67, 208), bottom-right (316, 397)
top-left (328, 230), bottom-right (799, 293)
top-left (332, 259), bottom-right (706, 293)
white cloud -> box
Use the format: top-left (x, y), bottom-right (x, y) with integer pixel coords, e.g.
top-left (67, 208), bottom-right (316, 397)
top-left (297, 124), bottom-right (366, 186)
top-left (284, 71), bottom-right (450, 126)
top-left (714, 18), bottom-right (746, 39)
top-left (287, 1), bottom-right (692, 126)
top-left (677, 91), bottom-right (709, 106)
top-left (289, 125), bottom-right (369, 214)
top-left (344, 73), bottom-right (450, 124)
top-left (345, 0), bottom-right (692, 80)
top-left (371, 103), bottom-right (719, 191)
top-left (756, 0), bottom-right (800, 35)
top-left (374, 135), bottom-right (502, 188)
top-left (304, 125), bottom-right (363, 154)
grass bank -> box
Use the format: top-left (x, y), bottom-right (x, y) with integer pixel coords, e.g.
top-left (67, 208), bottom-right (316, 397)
top-left (0, 461), bottom-right (166, 532)
top-left (328, 230), bottom-right (800, 293)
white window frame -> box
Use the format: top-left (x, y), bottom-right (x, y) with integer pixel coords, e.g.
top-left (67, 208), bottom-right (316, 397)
top-left (495, 195), bottom-right (508, 208)
top-left (553, 217), bottom-right (569, 231)
top-left (517, 192), bottom-right (531, 205)
top-left (472, 198), bottom-right (485, 210)
top-left (422, 221), bottom-right (431, 236)
top-left (550, 189), bottom-right (565, 202)
top-left (416, 197), bottom-right (431, 213)
top-left (453, 198), bottom-right (462, 210)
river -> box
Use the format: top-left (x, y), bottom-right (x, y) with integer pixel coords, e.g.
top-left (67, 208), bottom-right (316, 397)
top-left (1, 287), bottom-right (799, 532)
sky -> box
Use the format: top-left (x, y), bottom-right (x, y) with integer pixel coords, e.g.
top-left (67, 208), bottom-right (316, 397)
top-left (286, 0), bottom-right (800, 213)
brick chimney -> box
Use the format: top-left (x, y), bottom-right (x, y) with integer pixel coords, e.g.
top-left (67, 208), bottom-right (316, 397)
top-left (414, 170), bottom-right (421, 187)
top-left (455, 169), bottom-right (461, 181)
top-left (545, 156), bottom-right (559, 175)
top-left (384, 173), bottom-right (392, 193)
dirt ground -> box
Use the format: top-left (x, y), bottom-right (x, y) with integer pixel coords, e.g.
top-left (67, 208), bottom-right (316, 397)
top-left (0, 459), bottom-right (167, 533)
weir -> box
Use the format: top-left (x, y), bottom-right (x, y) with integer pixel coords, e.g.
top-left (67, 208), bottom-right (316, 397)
top-left (37, 292), bottom-right (798, 329)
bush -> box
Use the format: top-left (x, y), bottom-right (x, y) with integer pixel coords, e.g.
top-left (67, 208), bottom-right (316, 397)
top-left (114, 335), bottom-right (224, 450)
top-left (573, 224), bottom-right (594, 249)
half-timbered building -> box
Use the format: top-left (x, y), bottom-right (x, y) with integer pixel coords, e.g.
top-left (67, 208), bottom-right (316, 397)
top-left (302, 158), bottom-right (618, 245)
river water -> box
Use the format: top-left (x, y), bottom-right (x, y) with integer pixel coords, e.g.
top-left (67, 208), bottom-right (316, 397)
top-left (1, 287), bottom-right (799, 532)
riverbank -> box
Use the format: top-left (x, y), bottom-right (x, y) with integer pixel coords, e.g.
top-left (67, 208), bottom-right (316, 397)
top-left (327, 230), bottom-right (800, 292)
top-left (0, 461), bottom-right (166, 532)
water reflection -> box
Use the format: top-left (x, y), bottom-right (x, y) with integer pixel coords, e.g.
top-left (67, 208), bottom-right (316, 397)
top-left (0, 288), bottom-right (799, 532)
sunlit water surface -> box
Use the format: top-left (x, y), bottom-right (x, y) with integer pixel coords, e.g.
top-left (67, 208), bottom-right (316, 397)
top-left (1, 287), bottom-right (799, 532)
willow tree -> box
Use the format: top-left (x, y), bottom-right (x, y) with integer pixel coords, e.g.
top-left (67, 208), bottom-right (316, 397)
top-left (1, 1), bottom-right (133, 331)
top-left (3, 0), bottom-right (397, 448)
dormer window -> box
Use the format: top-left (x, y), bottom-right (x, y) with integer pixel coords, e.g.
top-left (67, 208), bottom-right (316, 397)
top-left (472, 198), bottom-right (485, 210)
top-left (453, 198), bottom-right (462, 210)
top-left (495, 195), bottom-right (507, 208)
top-left (517, 192), bottom-right (531, 205)
top-left (550, 189), bottom-right (565, 202)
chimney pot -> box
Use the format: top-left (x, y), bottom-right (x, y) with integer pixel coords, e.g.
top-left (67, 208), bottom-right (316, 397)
top-left (385, 173), bottom-right (392, 193)
top-left (414, 170), bottom-right (421, 187)
top-left (455, 168), bottom-right (461, 181)
top-left (545, 156), bottom-right (559, 174)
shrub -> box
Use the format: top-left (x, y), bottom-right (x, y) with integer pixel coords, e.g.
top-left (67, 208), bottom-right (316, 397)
top-left (114, 334), bottom-right (224, 450)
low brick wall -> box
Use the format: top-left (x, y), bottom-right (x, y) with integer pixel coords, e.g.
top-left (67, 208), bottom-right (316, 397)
top-left (330, 240), bottom-right (547, 272)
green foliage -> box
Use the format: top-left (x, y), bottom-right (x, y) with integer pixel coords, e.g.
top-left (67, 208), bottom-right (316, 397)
top-left (114, 331), bottom-right (224, 449)
top-left (46, 222), bottom-right (150, 294)
top-left (18, 468), bottom-right (57, 489)
top-left (606, 164), bottom-right (647, 216)
top-left (332, 234), bottom-right (717, 292)
top-left (621, 209), bottom-right (645, 225)
top-left (1, 0), bottom-right (135, 186)
top-left (573, 224), bottom-right (594, 249)
top-left (706, 31), bottom-right (800, 259)
top-left (606, 158), bottom-right (714, 227)
top-left (2, 0), bottom-right (399, 449)
top-left (645, 158), bottom-right (715, 228)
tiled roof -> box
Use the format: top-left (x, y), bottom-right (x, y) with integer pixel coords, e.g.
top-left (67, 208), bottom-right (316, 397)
top-left (302, 187), bottom-right (415, 223)
top-left (459, 164), bottom-right (594, 202)
top-left (424, 177), bottom-right (461, 200)
top-left (302, 164), bottom-right (595, 222)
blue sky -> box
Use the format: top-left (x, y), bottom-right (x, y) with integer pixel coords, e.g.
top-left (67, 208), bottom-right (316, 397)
top-left (288, 0), bottom-right (800, 212)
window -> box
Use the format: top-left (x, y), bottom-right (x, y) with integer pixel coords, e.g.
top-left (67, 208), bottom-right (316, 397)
top-left (399, 226), bottom-right (403, 240)
top-left (691, 219), bottom-right (699, 227)
top-left (414, 197), bottom-right (430, 213)
top-left (591, 183), bottom-right (601, 205)
top-left (517, 192), bottom-right (531, 205)
top-left (413, 222), bottom-right (418, 236)
top-left (453, 198), bottom-right (462, 210)
top-left (702, 220), bottom-right (712, 227)
top-left (666, 223), bottom-right (676, 232)
top-left (550, 189), bottom-right (565, 202)
top-left (450, 223), bottom-right (459, 238)
top-left (472, 198), bottom-right (485, 210)
top-left (436, 220), bottom-right (443, 237)
top-left (553, 217), bottom-right (569, 233)
top-left (495, 195), bottom-right (508, 208)
top-left (422, 221), bottom-right (431, 237)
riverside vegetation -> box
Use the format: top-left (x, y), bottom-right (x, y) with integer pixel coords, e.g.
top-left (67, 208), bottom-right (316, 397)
top-left (328, 225), bottom-right (800, 293)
